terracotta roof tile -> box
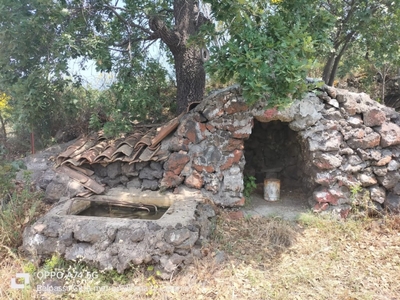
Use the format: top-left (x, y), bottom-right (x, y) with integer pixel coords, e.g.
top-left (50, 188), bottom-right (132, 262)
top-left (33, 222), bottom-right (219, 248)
top-left (55, 114), bottom-right (184, 196)
top-left (56, 114), bottom-right (182, 169)
top-left (94, 138), bottom-right (124, 162)
top-left (149, 112), bottom-right (183, 149)
top-left (138, 144), bottom-right (161, 161)
top-left (80, 140), bottom-right (108, 163)
top-left (112, 144), bottom-right (134, 160)
top-left (57, 165), bottom-right (105, 194)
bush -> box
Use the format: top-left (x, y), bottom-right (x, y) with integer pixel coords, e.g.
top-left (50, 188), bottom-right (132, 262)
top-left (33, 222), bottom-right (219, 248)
top-left (89, 60), bottom-right (177, 138)
top-left (0, 161), bottom-right (44, 255)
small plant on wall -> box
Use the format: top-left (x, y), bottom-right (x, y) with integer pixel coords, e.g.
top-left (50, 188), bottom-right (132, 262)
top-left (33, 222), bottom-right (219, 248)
top-left (243, 175), bottom-right (257, 202)
top-left (350, 184), bottom-right (381, 219)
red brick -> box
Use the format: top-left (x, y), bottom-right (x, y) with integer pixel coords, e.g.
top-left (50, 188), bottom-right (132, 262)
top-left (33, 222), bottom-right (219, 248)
top-left (186, 121), bottom-right (207, 144)
top-left (164, 152), bottom-right (190, 175)
top-left (184, 170), bottom-right (204, 189)
top-left (193, 164), bottom-right (215, 173)
top-left (233, 197), bottom-right (246, 206)
top-left (225, 102), bottom-right (248, 114)
top-left (347, 132), bottom-right (381, 149)
top-left (313, 188), bottom-right (344, 205)
top-left (263, 108), bottom-right (278, 120)
top-left (206, 124), bottom-right (216, 133)
top-left (313, 203), bottom-right (329, 212)
top-left (315, 172), bottom-right (337, 187)
top-left (161, 171), bottom-right (184, 188)
top-left (220, 150), bottom-right (243, 171)
top-left (232, 131), bottom-right (251, 139)
top-left (222, 138), bottom-right (244, 152)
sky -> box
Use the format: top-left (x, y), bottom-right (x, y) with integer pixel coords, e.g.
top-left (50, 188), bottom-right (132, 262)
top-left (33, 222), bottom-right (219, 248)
top-left (68, 41), bottom-right (173, 90)
top-left (68, 58), bottom-right (116, 90)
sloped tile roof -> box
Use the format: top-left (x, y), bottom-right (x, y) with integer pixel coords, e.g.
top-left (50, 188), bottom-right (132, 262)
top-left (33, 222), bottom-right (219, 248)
top-left (55, 113), bottom-right (183, 196)
top-left (56, 113), bottom-right (182, 167)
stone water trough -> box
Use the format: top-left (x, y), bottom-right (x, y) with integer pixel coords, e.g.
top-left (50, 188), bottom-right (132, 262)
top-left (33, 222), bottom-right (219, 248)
top-left (22, 187), bottom-right (215, 278)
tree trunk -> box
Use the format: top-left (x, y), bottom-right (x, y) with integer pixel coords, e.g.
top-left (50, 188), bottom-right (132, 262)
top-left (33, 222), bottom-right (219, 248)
top-left (174, 46), bottom-right (205, 113)
top-left (0, 112), bottom-right (7, 148)
top-left (322, 32), bottom-right (355, 86)
top-left (322, 53), bottom-right (336, 84)
top-left (379, 65), bottom-right (390, 103)
top-left (327, 38), bottom-right (353, 86)
top-left (149, 0), bottom-right (209, 114)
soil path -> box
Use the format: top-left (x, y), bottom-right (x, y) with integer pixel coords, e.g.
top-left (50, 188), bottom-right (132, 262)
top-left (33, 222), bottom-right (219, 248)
top-left (241, 186), bottom-right (311, 221)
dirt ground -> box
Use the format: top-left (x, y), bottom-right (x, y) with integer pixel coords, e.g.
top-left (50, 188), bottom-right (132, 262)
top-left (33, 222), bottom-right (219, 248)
top-left (242, 185), bottom-right (311, 221)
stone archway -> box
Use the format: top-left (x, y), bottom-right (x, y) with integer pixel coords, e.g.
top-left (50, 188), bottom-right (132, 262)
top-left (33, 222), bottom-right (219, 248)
top-left (242, 119), bottom-right (310, 217)
top-left (244, 119), bottom-right (306, 188)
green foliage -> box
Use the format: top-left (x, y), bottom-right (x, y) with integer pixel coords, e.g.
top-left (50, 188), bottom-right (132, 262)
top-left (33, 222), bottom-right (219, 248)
top-left (97, 268), bottom-right (133, 285)
top-left (0, 159), bottom-right (26, 199)
top-left (243, 175), bottom-right (257, 199)
top-left (88, 59), bottom-right (176, 138)
top-left (1, 0), bottom-right (399, 147)
top-left (43, 253), bottom-right (66, 271)
top-left (0, 0), bottom-right (178, 144)
top-left (0, 92), bottom-right (10, 112)
top-left (320, 0), bottom-right (400, 88)
top-left (350, 184), bottom-right (363, 200)
top-left (0, 91), bottom-right (11, 146)
top-left (23, 261), bottom-right (37, 275)
top-left (0, 0), bottom-right (72, 143)
top-left (358, 4), bottom-right (400, 100)
top-left (0, 164), bottom-right (42, 250)
top-left (145, 274), bottom-right (160, 296)
top-left (205, 0), bottom-right (333, 108)
top-left (349, 184), bottom-right (380, 219)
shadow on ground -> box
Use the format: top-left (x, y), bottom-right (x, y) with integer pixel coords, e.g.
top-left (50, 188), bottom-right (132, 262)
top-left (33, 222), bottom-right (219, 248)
top-left (241, 186), bottom-right (311, 221)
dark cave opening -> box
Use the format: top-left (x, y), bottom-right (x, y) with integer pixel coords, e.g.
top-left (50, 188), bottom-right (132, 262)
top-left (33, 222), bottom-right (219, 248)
top-left (244, 119), bottom-right (308, 193)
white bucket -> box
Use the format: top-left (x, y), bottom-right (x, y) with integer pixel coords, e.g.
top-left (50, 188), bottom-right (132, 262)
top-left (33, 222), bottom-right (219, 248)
top-left (264, 179), bottom-right (280, 201)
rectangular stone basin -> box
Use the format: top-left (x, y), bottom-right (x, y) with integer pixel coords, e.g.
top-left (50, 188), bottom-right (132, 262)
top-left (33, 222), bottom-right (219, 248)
top-left (74, 201), bottom-right (169, 220)
top-left (22, 187), bottom-right (216, 277)
top-left (61, 187), bottom-right (196, 226)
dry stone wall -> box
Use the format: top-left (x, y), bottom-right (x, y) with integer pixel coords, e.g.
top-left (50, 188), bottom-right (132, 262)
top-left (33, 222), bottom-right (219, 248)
top-left (160, 87), bottom-right (252, 207)
top-left (22, 197), bottom-right (215, 277)
top-left (159, 85), bottom-right (400, 215)
top-left (31, 84), bottom-right (400, 216)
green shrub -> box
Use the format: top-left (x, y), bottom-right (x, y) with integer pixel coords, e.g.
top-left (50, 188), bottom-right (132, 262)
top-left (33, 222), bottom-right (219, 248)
top-left (243, 175), bottom-right (257, 200)
top-left (0, 162), bottom-right (43, 252)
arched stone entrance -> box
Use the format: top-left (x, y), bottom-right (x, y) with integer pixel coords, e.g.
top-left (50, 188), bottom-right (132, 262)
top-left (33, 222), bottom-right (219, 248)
top-left (244, 119), bottom-right (306, 188)
top-left (243, 119), bottom-right (310, 218)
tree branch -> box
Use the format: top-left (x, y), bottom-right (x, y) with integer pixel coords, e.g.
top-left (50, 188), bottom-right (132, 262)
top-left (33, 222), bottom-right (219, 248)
top-left (194, 11), bottom-right (211, 30)
top-left (149, 16), bottom-right (180, 49)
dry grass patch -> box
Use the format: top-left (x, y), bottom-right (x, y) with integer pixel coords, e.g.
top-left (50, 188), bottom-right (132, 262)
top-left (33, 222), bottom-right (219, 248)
top-left (2, 212), bottom-right (400, 299)
top-left (0, 250), bottom-right (36, 300)
top-left (264, 213), bottom-right (400, 299)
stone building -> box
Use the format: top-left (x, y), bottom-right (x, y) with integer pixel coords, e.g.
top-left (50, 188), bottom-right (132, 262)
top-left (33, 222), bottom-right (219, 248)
top-left (162, 85), bottom-right (400, 214)
top-left (47, 84), bottom-right (400, 215)
top-left (21, 84), bottom-right (400, 275)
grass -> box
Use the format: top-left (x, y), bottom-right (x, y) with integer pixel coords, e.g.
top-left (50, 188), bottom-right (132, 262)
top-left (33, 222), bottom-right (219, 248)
top-left (0, 161), bottom-right (51, 300)
top-left (1, 209), bottom-right (400, 299)
top-left (0, 172), bottom-right (48, 257)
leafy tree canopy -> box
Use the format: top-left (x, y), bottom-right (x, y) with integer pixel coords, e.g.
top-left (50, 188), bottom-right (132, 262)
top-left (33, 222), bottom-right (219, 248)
top-left (320, 0), bottom-right (400, 86)
top-left (205, 0), bottom-right (333, 107)
top-left (1, 0), bottom-right (400, 144)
